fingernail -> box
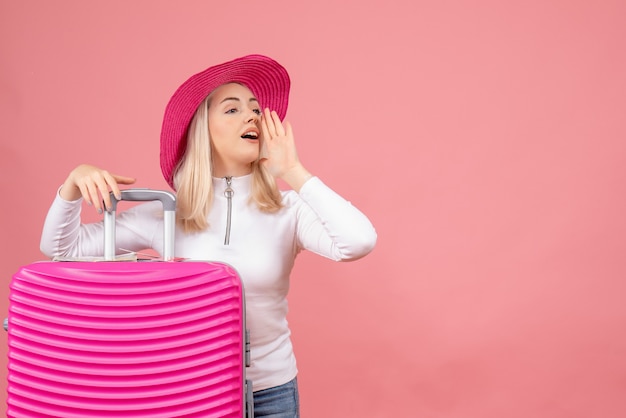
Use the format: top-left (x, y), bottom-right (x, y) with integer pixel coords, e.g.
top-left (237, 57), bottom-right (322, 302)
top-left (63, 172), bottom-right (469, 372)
top-left (97, 208), bottom-right (103, 214)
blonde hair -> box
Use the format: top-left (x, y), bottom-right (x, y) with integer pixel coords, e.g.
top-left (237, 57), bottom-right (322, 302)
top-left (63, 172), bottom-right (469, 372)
top-left (173, 95), bottom-right (283, 233)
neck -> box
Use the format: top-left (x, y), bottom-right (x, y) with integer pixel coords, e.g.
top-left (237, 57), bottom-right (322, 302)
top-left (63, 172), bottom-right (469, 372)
top-left (213, 163), bottom-right (253, 178)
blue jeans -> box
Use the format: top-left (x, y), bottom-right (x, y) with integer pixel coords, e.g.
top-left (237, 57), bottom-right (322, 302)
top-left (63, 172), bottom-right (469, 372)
top-left (253, 378), bottom-right (300, 417)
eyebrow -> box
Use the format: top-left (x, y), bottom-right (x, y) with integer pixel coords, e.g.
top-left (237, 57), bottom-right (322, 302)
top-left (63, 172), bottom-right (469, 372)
top-left (219, 97), bottom-right (259, 104)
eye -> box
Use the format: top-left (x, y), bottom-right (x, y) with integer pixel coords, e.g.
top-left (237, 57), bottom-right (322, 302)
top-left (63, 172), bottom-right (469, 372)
top-left (253, 108), bottom-right (261, 115)
top-left (225, 108), bottom-right (238, 114)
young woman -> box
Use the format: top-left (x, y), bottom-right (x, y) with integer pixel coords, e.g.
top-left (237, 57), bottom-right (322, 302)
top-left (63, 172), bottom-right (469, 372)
top-left (40, 54), bottom-right (377, 417)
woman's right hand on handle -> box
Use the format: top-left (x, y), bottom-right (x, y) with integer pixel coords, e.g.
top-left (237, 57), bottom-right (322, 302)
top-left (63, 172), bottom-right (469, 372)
top-left (60, 164), bottom-right (136, 213)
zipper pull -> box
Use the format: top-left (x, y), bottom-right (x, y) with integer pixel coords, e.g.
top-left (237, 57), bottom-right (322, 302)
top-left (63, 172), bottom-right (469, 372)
top-left (224, 176), bottom-right (233, 245)
top-left (224, 176), bottom-right (234, 199)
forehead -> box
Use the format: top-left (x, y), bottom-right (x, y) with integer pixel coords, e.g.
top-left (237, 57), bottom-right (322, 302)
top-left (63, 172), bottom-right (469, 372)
top-left (209, 82), bottom-right (256, 101)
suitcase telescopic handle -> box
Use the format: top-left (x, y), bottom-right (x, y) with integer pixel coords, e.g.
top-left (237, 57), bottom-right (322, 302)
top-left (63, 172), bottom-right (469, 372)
top-left (103, 189), bottom-right (176, 261)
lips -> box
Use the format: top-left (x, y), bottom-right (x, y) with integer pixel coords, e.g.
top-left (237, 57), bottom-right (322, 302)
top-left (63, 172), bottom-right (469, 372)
top-left (241, 129), bottom-right (259, 140)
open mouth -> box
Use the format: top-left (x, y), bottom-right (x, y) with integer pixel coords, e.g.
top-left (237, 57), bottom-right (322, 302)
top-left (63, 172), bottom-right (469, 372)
top-left (241, 130), bottom-right (259, 140)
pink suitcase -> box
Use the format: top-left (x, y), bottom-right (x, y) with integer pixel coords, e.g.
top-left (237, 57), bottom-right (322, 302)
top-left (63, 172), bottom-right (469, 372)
top-left (6, 190), bottom-right (252, 417)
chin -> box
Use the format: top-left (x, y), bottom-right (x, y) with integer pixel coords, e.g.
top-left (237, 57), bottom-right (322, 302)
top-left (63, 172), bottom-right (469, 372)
top-left (243, 151), bottom-right (260, 164)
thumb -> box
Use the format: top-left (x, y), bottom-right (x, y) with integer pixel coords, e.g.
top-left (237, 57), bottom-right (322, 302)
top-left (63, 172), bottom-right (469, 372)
top-left (285, 121), bottom-right (293, 138)
top-left (113, 174), bottom-right (137, 185)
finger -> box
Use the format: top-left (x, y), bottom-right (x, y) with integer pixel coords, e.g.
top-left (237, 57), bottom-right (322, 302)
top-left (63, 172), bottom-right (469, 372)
top-left (77, 182), bottom-right (93, 206)
top-left (103, 172), bottom-right (123, 200)
top-left (262, 108), bottom-right (275, 136)
top-left (112, 175), bottom-right (136, 200)
top-left (271, 111), bottom-right (285, 137)
top-left (106, 173), bottom-right (135, 199)
top-left (85, 181), bottom-right (104, 213)
top-left (94, 172), bottom-right (114, 211)
top-left (261, 111), bottom-right (272, 142)
top-left (113, 175), bottom-right (136, 185)
top-left (284, 121), bottom-right (293, 141)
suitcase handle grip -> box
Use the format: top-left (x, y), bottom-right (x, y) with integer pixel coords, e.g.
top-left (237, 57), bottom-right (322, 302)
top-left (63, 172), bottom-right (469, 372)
top-left (110, 189), bottom-right (177, 211)
top-left (103, 189), bottom-right (176, 261)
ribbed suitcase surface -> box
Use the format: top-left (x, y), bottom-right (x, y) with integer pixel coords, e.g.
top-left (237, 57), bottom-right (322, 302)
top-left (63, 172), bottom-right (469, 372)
top-left (7, 261), bottom-right (245, 417)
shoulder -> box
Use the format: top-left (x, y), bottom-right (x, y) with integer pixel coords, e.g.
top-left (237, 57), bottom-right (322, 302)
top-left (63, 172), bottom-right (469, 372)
top-left (280, 189), bottom-right (299, 202)
top-left (279, 189), bottom-right (306, 210)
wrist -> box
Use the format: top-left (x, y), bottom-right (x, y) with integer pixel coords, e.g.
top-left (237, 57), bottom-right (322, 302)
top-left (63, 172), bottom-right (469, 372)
top-left (59, 180), bottom-right (82, 202)
top-left (281, 164), bottom-right (312, 192)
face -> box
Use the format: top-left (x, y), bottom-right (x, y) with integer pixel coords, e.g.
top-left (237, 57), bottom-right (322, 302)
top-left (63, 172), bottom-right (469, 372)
top-left (207, 83), bottom-right (262, 177)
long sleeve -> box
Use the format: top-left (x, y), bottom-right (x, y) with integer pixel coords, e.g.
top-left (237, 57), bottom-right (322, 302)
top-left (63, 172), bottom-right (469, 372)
top-left (40, 190), bottom-right (162, 259)
top-left (291, 177), bottom-right (377, 261)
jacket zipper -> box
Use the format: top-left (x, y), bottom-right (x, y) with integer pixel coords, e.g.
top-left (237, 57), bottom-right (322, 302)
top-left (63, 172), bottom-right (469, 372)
top-left (224, 176), bottom-right (233, 245)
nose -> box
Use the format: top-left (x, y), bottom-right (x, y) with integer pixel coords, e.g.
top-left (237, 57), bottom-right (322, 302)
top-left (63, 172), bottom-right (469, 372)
top-left (246, 110), bottom-right (260, 124)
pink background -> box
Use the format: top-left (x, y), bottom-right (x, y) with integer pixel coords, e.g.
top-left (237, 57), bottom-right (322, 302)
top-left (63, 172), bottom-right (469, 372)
top-left (1, 0), bottom-right (626, 416)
